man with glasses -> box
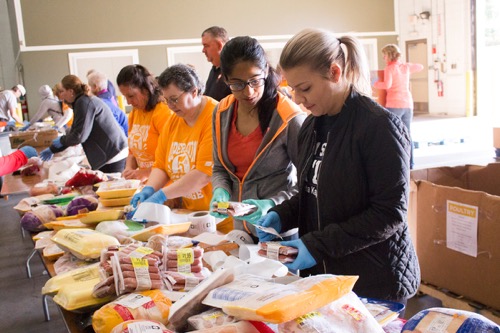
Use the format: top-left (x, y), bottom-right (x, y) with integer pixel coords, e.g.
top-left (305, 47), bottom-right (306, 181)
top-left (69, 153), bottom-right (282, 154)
top-left (201, 26), bottom-right (232, 101)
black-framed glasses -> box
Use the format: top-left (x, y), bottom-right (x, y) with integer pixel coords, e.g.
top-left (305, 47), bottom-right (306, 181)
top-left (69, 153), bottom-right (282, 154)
top-left (166, 91), bottom-right (186, 106)
top-left (227, 77), bottom-right (266, 92)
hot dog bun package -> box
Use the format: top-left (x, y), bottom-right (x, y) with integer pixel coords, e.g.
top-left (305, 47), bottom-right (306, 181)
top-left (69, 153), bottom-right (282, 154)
top-left (402, 307), bottom-right (500, 332)
top-left (51, 228), bottom-right (119, 260)
top-left (92, 289), bottom-right (172, 333)
top-left (110, 320), bottom-right (174, 333)
top-left (222, 274), bottom-right (358, 324)
top-left (278, 291), bottom-right (384, 333)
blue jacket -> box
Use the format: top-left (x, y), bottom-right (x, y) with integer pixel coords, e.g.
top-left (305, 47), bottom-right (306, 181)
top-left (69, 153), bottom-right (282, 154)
top-left (98, 90), bottom-right (128, 136)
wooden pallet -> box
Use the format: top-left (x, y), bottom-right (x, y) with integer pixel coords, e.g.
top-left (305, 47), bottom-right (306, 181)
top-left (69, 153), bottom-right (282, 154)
top-left (419, 282), bottom-right (500, 325)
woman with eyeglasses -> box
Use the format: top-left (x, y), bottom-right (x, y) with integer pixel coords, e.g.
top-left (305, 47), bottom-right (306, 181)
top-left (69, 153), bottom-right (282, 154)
top-left (209, 36), bottom-right (306, 240)
top-left (117, 64), bottom-right (173, 183)
top-left (130, 64), bottom-right (218, 211)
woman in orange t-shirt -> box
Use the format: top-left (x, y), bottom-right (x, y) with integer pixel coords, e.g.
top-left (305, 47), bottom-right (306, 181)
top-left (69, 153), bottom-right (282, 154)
top-left (130, 64), bottom-right (217, 211)
top-left (117, 64), bottom-right (172, 183)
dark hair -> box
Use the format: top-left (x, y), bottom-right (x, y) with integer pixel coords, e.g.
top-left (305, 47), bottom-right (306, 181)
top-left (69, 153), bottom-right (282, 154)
top-left (157, 64), bottom-right (205, 95)
top-left (116, 64), bottom-right (163, 111)
top-left (61, 75), bottom-right (91, 96)
top-left (220, 36), bottom-right (280, 134)
top-left (202, 26), bottom-right (229, 43)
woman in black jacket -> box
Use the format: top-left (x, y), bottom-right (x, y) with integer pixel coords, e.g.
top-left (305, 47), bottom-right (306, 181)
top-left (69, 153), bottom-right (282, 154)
top-left (40, 75), bottom-right (128, 173)
top-left (256, 28), bottom-right (420, 308)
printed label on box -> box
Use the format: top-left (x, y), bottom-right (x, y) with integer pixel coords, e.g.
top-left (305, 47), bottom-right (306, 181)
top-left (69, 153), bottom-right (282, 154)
top-left (446, 200), bottom-right (478, 257)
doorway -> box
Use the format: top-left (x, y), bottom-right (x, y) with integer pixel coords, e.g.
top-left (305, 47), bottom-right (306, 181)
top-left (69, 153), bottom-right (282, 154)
top-left (406, 39), bottom-right (429, 114)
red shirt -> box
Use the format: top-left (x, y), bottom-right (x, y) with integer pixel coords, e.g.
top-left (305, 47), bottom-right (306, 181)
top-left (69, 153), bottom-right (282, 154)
top-left (227, 107), bottom-right (263, 180)
top-left (0, 150), bottom-right (28, 177)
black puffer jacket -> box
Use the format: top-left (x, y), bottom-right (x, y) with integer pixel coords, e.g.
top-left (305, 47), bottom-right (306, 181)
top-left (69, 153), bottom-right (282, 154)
top-left (273, 91), bottom-right (420, 300)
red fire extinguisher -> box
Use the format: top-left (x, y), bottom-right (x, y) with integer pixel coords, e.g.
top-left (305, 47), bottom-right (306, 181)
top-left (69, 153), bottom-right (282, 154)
top-left (21, 95), bottom-right (29, 121)
top-left (437, 80), bottom-right (444, 97)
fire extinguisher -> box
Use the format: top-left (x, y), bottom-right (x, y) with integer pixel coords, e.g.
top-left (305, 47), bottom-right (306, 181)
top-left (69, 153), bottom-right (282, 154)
top-left (21, 95), bottom-right (29, 121)
top-left (437, 80), bottom-right (444, 97)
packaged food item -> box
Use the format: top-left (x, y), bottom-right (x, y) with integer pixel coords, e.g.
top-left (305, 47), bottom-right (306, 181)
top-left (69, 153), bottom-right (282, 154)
top-left (42, 243), bottom-right (65, 261)
top-left (165, 246), bottom-right (204, 273)
top-left (110, 320), bottom-right (174, 333)
top-left (96, 179), bottom-right (141, 199)
top-left (53, 252), bottom-right (95, 275)
top-left (130, 222), bottom-right (191, 242)
top-left (20, 204), bottom-right (64, 232)
top-left (258, 242), bottom-right (298, 263)
top-left (278, 292), bottom-right (384, 333)
top-left (188, 321), bottom-right (275, 333)
top-left (42, 263), bottom-right (101, 295)
top-left (211, 201), bottom-right (257, 217)
top-left (52, 278), bottom-right (112, 312)
top-left (13, 194), bottom-right (55, 215)
top-left (222, 274), bottom-right (359, 324)
top-left (188, 307), bottom-right (238, 330)
top-left (66, 195), bottom-right (99, 216)
top-left (65, 168), bottom-right (107, 188)
top-left (51, 228), bottom-right (120, 260)
top-left (92, 290), bottom-right (172, 333)
top-left (402, 307), bottom-right (500, 332)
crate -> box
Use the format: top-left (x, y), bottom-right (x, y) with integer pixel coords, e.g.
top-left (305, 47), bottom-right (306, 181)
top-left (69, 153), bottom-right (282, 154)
top-left (9, 129), bottom-right (58, 148)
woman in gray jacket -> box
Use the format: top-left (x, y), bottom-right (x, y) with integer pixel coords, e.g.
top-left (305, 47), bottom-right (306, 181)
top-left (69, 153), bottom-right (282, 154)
top-left (210, 36), bottom-right (306, 239)
top-left (40, 75), bottom-right (128, 173)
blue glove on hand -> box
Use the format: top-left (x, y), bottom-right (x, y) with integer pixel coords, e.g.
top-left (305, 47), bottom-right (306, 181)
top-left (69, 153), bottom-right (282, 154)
top-left (20, 124), bottom-right (31, 131)
top-left (209, 188), bottom-right (231, 219)
top-left (7, 120), bottom-right (16, 127)
top-left (19, 146), bottom-right (38, 159)
top-left (255, 211), bottom-right (281, 242)
top-left (51, 137), bottom-right (63, 149)
top-left (240, 199), bottom-right (275, 224)
top-left (143, 189), bottom-right (167, 205)
top-left (281, 238), bottom-right (317, 271)
top-left (130, 185), bottom-right (155, 208)
top-left (40, 148), bottom-right (54, 161)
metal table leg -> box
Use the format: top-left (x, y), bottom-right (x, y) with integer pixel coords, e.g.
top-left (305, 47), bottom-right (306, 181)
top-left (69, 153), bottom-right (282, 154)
top-left (42, 294), bottom-right (51, 321)
top-left (26, 248), bottom-right (37, 278)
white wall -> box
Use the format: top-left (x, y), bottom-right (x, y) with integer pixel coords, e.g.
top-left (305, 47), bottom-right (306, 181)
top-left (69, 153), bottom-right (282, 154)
top-left (0, 1), bottom-right (17, 90)
top-left (397, 0), bottom-right (471, 116)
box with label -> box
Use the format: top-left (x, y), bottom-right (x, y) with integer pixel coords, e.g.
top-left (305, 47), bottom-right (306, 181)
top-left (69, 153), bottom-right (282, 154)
top-left (411, 163), bottom-right (500, 310)
top-left (9, 129), bottom-right (58, 148)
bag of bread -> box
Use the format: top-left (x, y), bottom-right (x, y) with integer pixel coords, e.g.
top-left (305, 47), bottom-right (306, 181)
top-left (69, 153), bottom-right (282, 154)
top-left (222, 274), bottom-right (358, 324)
top-left (92, 290), bottom-right (172, 333)
top-left (278, 292), bottom-right (384, 333)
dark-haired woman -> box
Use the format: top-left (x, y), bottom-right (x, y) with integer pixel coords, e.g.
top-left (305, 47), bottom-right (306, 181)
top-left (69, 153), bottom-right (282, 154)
top-left (131, 64), bottom-right (217, 211)
top-left (40, 75), bottom-right (128, 173)
top-left (117, 64), bottom-right (172, 183)
top-left (209, 36), bottom-right (306, 238)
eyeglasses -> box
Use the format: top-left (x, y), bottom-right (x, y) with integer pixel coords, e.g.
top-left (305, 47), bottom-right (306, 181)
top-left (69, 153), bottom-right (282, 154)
top-left (166, 91), bottom-right (186, 106)
top-left (227, 77), bottom-right (266, 92)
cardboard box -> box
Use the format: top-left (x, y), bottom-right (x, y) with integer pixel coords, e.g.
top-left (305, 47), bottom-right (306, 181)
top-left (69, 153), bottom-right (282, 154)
top-left (9, 129), bottom-right (58, 148)
top-left (494, 127), bottom-right (500, 149)
top-left (411, 163), bottom-right (500, 310)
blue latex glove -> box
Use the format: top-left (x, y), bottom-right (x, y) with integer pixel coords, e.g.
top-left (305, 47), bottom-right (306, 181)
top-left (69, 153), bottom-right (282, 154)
top-left (281, 238), bottom-right (317, 271)
top-left (255, 211), bottom-right (281, 242)
top-left (51, 137), bottom-right (63, 149)
top-left (239, 199), bottom-right (275, 224)
top-left (130, 185), bottom-right (155, 208)
top-left (20, 124), bottom-right (31, 131)
top-left (7, 120), bottom-right (16, 127)
top-left (40, 148), bottom-right (54, 161)
top-left (143, 189), bottom-right (167, 204)
top-left (209, 188), bottom-right (231, 219)
top-left (19, 146), bottom-right (37, 159)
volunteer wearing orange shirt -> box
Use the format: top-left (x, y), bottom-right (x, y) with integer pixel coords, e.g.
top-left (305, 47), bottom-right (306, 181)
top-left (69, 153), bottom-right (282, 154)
top-left (131, 64), bottom-right (217, 211)
top-left (117, 64), bottom-right (172, 183)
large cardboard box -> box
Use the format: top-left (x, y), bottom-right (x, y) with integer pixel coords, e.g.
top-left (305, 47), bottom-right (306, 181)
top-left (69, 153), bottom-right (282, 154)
top-left (9, 129), bottom-right (58, 148)
top-left (411, 163), bottom-right (500, 310)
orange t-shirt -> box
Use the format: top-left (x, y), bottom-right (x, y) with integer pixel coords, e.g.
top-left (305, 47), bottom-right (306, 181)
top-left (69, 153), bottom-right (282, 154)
top-left (154, 97), bottom-right (217, 211)
top-left (128, 102), bottom-right (172, 169)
